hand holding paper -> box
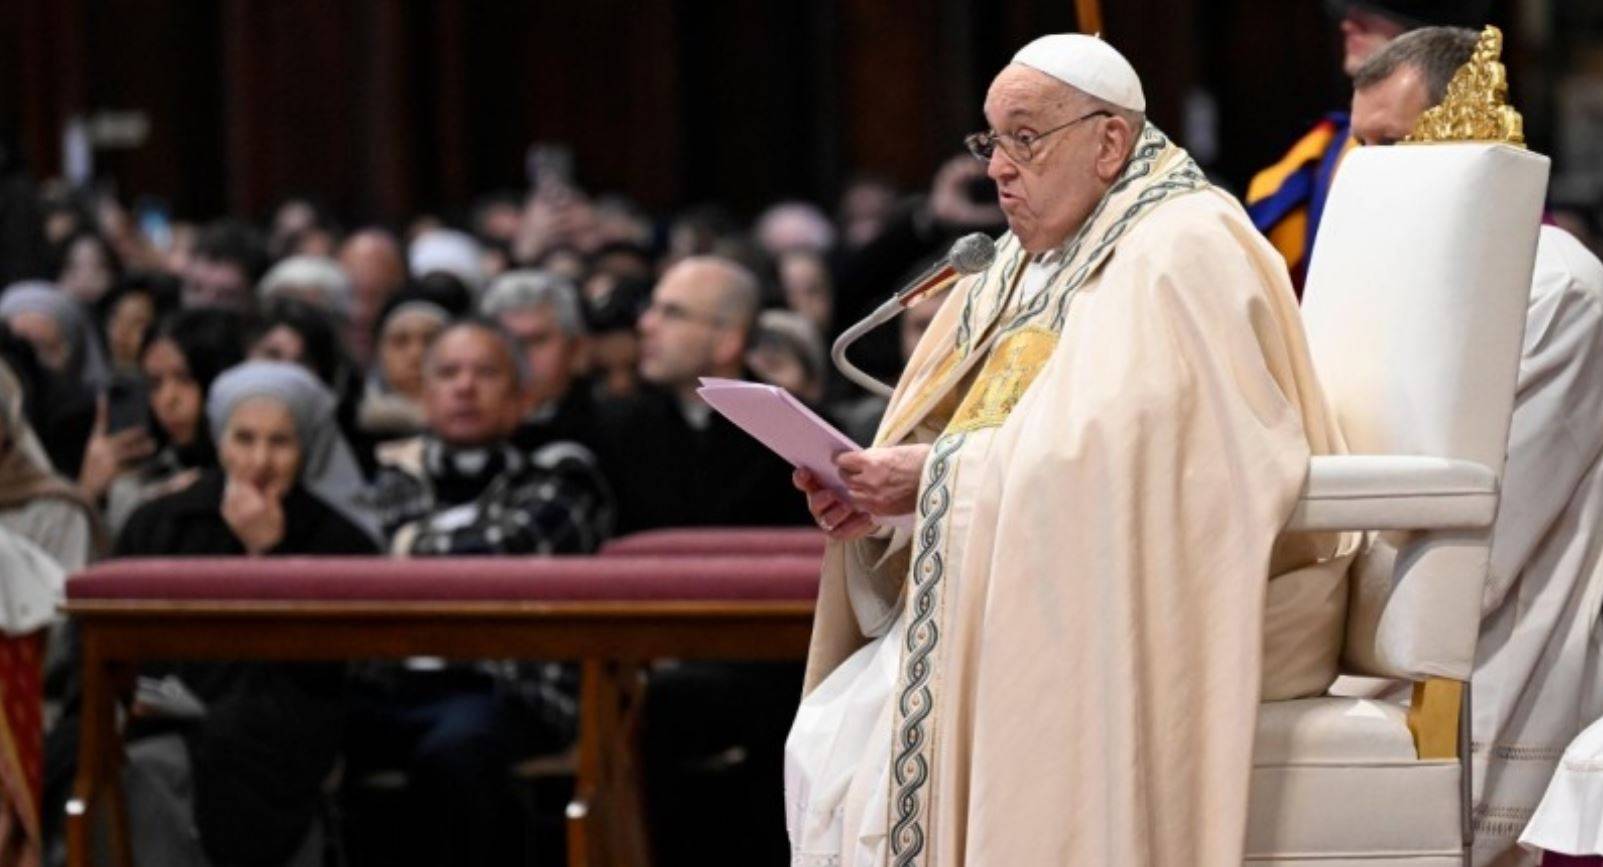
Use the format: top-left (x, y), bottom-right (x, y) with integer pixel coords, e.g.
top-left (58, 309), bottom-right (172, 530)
top-left (696, 378), bottom-right (917, 531)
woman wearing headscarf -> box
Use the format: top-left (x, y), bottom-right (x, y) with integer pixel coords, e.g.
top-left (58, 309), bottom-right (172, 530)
top-left (0, 281), bottom-right (111, 393)
top-left (357, 293), bottom-right (450, 443)
top-left (247, 297), bottom-right (371, 475)
top-left (0, 293), bottom-right (99, 478)
top-left (76, 361), bottom-right (379, 867)
top-left (97, 309), bottom-right (243, 535)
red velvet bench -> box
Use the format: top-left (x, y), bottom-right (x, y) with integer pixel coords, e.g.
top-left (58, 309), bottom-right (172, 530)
top-left (600, 527), bottom-right (826, 558)
top-left (63, 554), bottom-right (821, 867)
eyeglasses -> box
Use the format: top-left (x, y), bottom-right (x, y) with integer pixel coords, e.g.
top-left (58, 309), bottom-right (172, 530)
top-left (964, 109), bottom-right (1112, 164)
top-left (643, 299), bottom-right (726, 328)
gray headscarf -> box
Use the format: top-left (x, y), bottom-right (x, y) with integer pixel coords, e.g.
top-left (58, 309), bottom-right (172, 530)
top-left (207, 361), bottom-right (379, 543)
top-left (0, 281), bottom-right (112, 390)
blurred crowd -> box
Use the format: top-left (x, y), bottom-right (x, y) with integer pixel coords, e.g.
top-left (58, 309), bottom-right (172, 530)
top-left (0, 134), bottom-right (1013, 866)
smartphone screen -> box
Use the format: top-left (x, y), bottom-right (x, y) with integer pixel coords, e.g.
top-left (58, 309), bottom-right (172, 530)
top-left (105, 374), bottom-right (150, 434)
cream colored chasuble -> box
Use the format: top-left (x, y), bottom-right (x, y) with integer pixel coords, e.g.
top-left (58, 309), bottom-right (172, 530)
top-left (786, 125), bottom-right (1353, 867)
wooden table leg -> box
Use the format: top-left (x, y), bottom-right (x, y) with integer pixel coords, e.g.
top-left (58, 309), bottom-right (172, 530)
top-left (568, 660), bottom-right (651, 867)
top-left (65, 634), bottom-right (131, 867)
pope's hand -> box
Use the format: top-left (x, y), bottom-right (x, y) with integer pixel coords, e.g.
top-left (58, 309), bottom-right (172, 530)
top-left (794, 468), bottom-right (878, 541)
top-left (836, 444), bottom-right (930, 517)
top-left (221, 477), bottom-right (287, 555)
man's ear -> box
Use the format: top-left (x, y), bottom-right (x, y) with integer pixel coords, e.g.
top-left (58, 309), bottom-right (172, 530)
top-left (1096, 116), bottom-right (1136, 182)
top-left (713, 327), bottom-right (747, 370)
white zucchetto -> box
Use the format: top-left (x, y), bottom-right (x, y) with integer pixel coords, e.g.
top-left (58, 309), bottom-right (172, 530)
top-left (1012, 33), bottom-right (1146, 114)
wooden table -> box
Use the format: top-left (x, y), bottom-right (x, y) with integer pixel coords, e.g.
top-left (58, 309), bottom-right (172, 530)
top-left (63, 554), bottom-right (821, 867)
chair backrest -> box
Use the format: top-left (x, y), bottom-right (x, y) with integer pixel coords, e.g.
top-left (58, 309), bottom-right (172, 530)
top-left (1300, 143), bottom-right (1549, 679)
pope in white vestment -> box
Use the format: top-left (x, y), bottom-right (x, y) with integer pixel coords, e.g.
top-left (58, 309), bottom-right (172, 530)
top-left (786, 35), bottom-right (1354, 867)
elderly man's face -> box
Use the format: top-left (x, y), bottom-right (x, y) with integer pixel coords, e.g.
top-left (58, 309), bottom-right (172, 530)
top-left (637, 262), bottom-right (744, 388)
top-left (982, 65), bottom-right (1107, 254)
top-left (422, 326), bottom-right (524, 446)
top-left (1351, 65), bottom-right (1433, 147)
top-left (497, 304), bottom-right (581, 411)
top-left (338, 232), bottom-right (407, 361)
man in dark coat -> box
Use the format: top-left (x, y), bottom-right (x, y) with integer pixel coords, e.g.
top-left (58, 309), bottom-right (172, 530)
top-left (600, 255), bottom-right (809, 533)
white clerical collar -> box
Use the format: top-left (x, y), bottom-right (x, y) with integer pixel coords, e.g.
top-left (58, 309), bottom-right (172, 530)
top-left (681, 398), bottom-right (714, 431)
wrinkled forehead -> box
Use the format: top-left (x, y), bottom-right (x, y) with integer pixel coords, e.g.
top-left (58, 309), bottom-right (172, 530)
top-left (984, 64), bottom-right (1077, 124)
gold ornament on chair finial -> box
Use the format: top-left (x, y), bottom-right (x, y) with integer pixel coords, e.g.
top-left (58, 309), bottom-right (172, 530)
top-left (1405, 25), bottom-right (1525, 147)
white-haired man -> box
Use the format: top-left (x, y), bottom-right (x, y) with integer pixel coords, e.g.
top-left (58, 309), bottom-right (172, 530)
top-left (257, 255), bottom-right (354, 324)
top-left (1350, 28), bottom-right (1603, 866)
top-left (786, 34), bottom-right (1354, 866)
top-left (479, 269), bottom-right (599, 457)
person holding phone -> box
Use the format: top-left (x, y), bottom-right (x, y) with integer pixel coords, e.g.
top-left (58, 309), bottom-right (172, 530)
top-left (95, 309), bottom-right (245, 534)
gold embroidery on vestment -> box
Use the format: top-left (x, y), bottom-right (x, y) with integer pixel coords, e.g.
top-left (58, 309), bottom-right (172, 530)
top-left (946, 328), bottom-right (1059, 434)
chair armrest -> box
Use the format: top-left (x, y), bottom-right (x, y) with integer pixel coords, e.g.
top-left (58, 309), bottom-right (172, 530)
top-left (1284, 455), bottom-right (1497, 532)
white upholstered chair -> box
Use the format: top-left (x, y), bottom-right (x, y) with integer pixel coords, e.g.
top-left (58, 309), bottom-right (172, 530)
top-left (1243, 143), bottom-right (1550, 864)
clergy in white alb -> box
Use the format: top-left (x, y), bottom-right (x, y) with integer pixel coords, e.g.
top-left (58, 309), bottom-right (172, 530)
top-left (1349, 28), bottom-right (1603, 866)
top-left (785, 34), bottom-right (1356, 867)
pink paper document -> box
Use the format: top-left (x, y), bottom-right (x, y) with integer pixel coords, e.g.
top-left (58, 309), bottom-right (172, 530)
top-left (697, 378), bottom-right (916, 532)
top-left (696, 377), bottom-right (861, 499)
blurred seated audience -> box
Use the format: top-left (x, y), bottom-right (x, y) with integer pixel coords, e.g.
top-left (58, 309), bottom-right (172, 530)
top-left (0, 357), bottom-right (102, 576)
top-left (358, 294), bottom-right (450, 444)
top-left (747, 309), bottom-right (827, 407)
top-left (248, 297), bottom-right (367, 472)
top-left (371, 318), bottom-right (611, 554)
top-left (268, 197), bottom-right (340, 260)
top-left (95, 273), bottom-right (179, 375)
top-left (181, 219), bottom-right (270, 312)
top-left (99, 309), bottom-right (245, 534)
top-left (338, 228), bottom-right (409, 364)
top-left (602, 256), bottom-right (807, 533)
top-left (532, 244), bottom-right (588, 285)
top-left (408, 228), bottom-right (486, 298)
top-left (754, 201), bottom-right (836, 259)
top-left (777, 250), bottom-right (834, 338)
top-left (354, 318), bottom-right (611, 866)
top-left (257, 255), bottom-right (355, 327)
top-left (46, 361), bottom-right (379, 867)
top-left (479, 269), bottom-right (608, 458)
top-left (54, 230), bottom-right (121, 306)
top-left (836, 174), bottom-right (901, 251)
top-left (0, 281), bottom-right (111, 392)
top-left (0, 283), bottom-right (108, 479)
top-left (584, 278), bottom-right (646, 401)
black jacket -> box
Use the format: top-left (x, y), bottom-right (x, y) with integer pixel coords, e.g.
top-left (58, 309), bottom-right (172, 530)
top-left (116, 470), bottom-right (377, 866)
top-left (595, 386), bottom-right (811, 534)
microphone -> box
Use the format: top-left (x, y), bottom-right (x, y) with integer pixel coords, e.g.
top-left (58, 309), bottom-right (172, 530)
top-left (832, 233), bottom-right (997, 398)
top-left (893, 233), bottom-right (997, 307)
